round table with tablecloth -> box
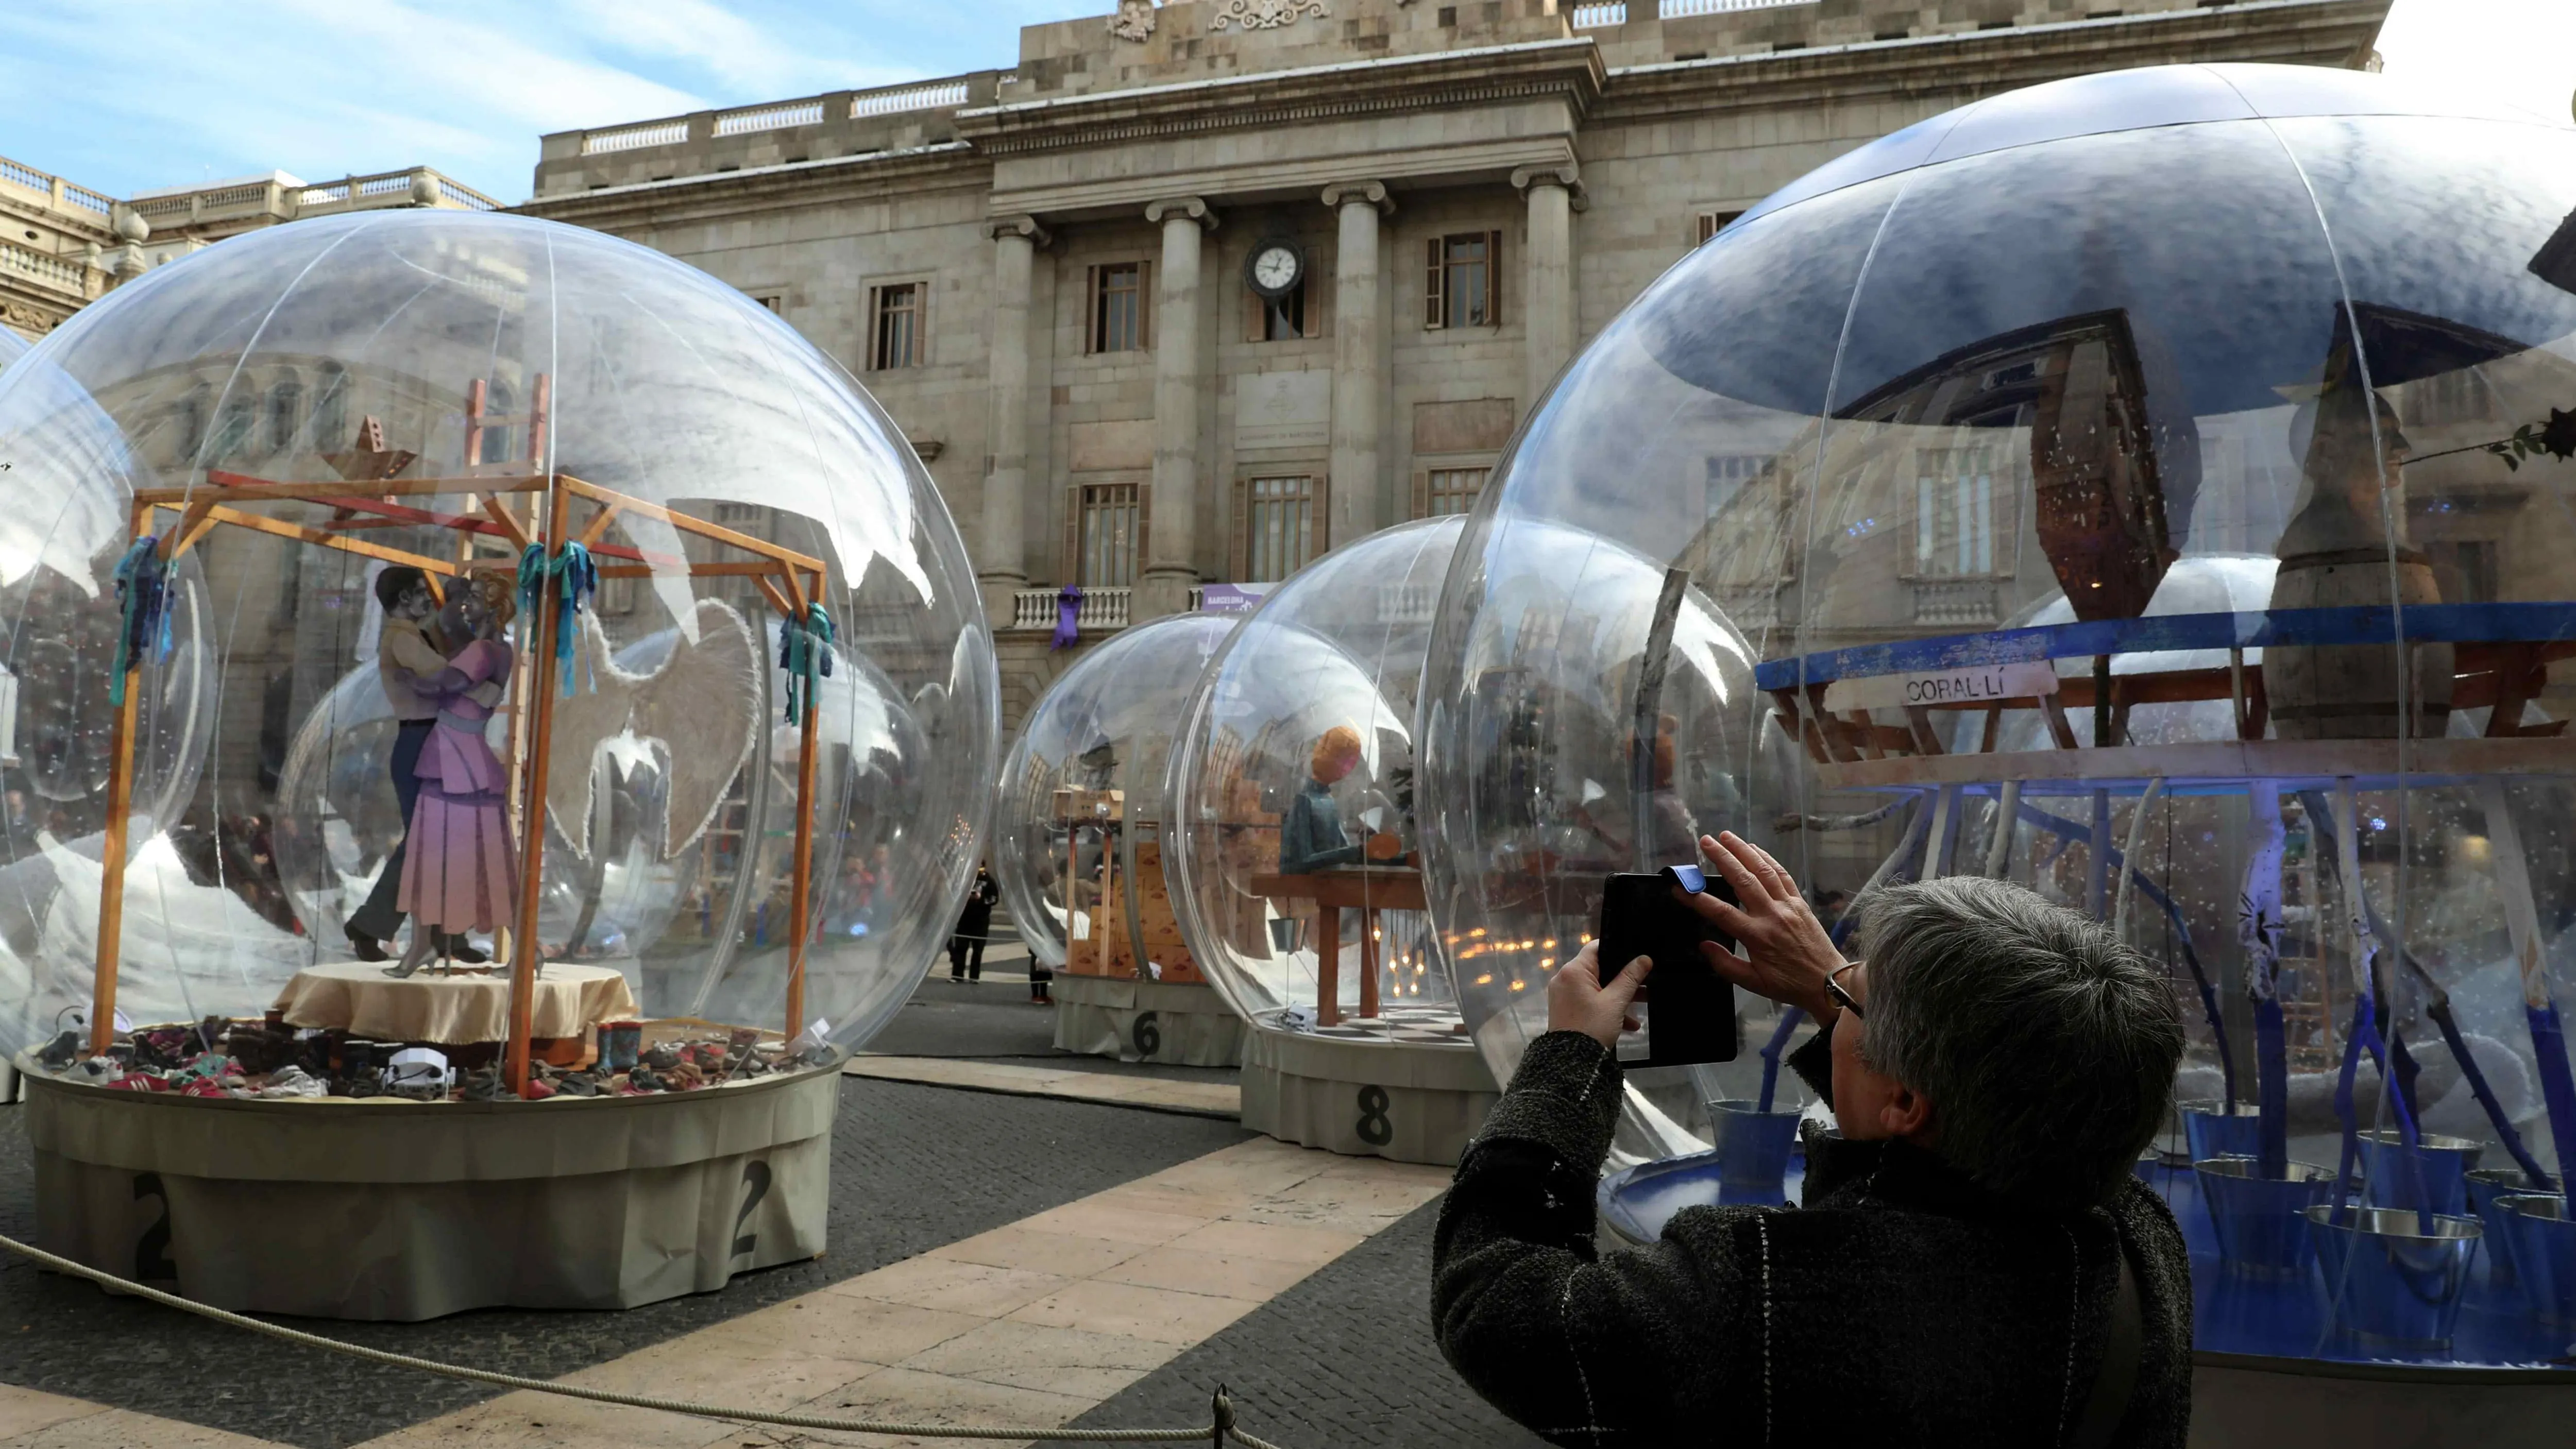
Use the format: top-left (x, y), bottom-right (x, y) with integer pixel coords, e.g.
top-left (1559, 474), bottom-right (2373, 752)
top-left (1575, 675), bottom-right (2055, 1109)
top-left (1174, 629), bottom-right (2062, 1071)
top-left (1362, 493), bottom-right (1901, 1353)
top-left (271, 960), bottom-right (639, 1045)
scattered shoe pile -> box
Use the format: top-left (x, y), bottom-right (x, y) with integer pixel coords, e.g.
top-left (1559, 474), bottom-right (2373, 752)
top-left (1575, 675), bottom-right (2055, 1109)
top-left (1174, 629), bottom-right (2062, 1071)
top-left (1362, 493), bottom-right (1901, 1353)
top-left (26, 1017), bottom-right (822, 1103)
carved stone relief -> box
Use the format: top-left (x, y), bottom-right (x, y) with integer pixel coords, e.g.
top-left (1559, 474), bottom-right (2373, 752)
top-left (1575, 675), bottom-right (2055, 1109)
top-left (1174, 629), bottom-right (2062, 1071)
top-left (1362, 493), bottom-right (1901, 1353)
top-left (1209, 0), bottom-right (1330, 32)
top-left (1109, 0), bottom-right (1158, 42)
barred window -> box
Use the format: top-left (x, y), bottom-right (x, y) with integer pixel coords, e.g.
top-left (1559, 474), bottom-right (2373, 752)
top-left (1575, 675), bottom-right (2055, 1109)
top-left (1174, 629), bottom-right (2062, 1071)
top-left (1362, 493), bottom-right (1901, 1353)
top-left (1424, 466), bottom-right (1488, 516)
top-left (1245, 475), bottom-right (1315, 582)
top-left (1913, 446), bottom-right (2003, 577)
top-left (1090, 262), bottom-right (1150, 353)
top-left (870, 282), bottom-right (922, 370)
top-left (1080, 482), bottom-right (1140, 587)
top-left (1425, 232), bottom-right (1501, 330)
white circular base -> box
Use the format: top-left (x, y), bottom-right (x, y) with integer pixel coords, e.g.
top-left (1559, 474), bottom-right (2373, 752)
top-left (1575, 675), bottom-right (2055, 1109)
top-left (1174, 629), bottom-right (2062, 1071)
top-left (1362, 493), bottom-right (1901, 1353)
top-left (1239, 1018), bottom-right (1498, 1166)
top-left (1050, 975), bottom-right (1244, 1066)
top-left (18, 1047), bottom-right (841, 1321)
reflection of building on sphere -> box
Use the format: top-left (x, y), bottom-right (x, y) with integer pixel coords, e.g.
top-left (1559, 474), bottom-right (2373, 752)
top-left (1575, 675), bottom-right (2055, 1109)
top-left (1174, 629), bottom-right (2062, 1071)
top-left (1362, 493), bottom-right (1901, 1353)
top-left (993, 612), bottom-right (1242, 1065)
top-left (1, 210), bottom-right (996, 1320)
top-left (1417, 62), bottom-right (2576, 1392)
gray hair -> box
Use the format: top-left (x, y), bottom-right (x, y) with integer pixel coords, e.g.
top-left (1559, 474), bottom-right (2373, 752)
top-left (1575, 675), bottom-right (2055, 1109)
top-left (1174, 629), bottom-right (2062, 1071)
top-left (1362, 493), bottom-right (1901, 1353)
top-left (1853, 876), bottom-right (2183, 1210)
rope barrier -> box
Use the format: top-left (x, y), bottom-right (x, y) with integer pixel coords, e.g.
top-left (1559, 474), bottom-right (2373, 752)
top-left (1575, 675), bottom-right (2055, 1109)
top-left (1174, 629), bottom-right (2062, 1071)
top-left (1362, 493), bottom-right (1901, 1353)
top-left (0, 1231), bottom-right (1293, 1447)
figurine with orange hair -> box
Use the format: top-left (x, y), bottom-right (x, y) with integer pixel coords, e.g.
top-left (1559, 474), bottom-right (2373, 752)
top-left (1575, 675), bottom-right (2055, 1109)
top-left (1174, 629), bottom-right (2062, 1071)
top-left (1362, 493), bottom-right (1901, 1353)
top-left (1277, 724), bottom-right (1402, 875)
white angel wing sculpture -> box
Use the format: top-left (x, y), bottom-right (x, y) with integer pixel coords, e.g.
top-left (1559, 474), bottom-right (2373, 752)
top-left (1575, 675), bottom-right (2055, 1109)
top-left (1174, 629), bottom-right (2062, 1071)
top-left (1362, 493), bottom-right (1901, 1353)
top-left (547, 599), bottom-right (765, 861)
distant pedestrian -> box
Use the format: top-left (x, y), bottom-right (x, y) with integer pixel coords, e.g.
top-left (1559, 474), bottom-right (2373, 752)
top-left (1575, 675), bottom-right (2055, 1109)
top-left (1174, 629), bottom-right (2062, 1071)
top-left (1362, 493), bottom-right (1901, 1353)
top-left (951, 867), bottom-right (998, 981)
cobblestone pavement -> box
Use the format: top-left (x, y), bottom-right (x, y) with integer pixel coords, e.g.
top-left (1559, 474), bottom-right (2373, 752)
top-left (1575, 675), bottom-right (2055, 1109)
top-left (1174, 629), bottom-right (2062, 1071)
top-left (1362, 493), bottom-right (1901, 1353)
top-left (1071, 1200), bottom-right (1547, 1449)
top-left (0, 1078), bottom-right (1247, 1448)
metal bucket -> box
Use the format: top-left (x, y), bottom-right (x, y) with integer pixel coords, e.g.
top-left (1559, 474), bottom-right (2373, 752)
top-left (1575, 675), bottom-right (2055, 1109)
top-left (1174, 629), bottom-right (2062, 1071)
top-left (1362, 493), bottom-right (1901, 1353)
top-left (2357, 1130), bottom-right (2481, 1217)
top-left (2196, 1157), bottom-right (2337, 1277)
top-left (2499, 1194), bottom-right (2576, 1325)
top-left (2303, 1205), bottom-right (2481, 1347)
top-left (1708, 1099), bottom-right (1803, 1207)
top-left (2180, 1101), bottom-right (2261, 1164)
top-left (2466, 1168), bottom-right (2555, 1288)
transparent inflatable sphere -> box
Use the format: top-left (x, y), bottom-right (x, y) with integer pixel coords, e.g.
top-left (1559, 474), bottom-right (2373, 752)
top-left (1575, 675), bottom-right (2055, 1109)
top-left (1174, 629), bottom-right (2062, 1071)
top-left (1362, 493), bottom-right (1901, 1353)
top-left (1168, 518), bottom-right (1462, 1039)
top-left (994, 613), bottom-right (1236, 976)
top-left (1419, 64), bottom-right (2576, 1366)
top-left (0, 211), bottom-right (996, 1058)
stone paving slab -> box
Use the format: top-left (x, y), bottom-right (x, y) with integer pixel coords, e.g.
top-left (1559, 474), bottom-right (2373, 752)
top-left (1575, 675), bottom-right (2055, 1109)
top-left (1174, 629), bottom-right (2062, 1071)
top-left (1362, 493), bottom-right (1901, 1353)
top-left (348, 1138), bottom-right (1445, 1449)
top-left (1069, 1199), bottom-right (1552, 1449)
top-left (843, 1055), bottom-right (1240, 1118)
top-left (0, 1079), bottom-right (1246, 1448)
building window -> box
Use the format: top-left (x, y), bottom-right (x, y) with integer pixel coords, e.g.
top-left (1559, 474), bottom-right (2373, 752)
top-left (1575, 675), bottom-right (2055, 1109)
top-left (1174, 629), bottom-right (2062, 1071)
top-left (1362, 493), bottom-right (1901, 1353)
top-left (870, 282), bottom-right (923, 370)
top-left (1090, 262), bottom-right (1150, 354)
top-left (2426, 537), bottom-right (2500, 604)
top-left (1425, 232), bottom-right (1501, 330)
top-left (1245, 475), bottom-right (1316, 582)
top-left (751, 292), bottom-right (783, 313)
top-left (1079, 482), bottom-right (1140, 587)
top-left (313, 363), bottom-right (349, 448)
top-left (481, 379), bottom-right (517, 466)
top-left (596, 574), bottom-right (639, 615)
top-left (1912, 446), bottom-right (2001, 576)
top-left (1259, 283), bottom-right (1307, 342)
top-left (265, 379), bottom-right (302, 453)
top-left (2412, 368), bottom-right (2493, 426)
top-left (1706, 454), bottom-right (1772, 513)
top-left (1696, 211), bottom-right (1743, 246)
top-left (1424, 466), bottom-right (1488, 516)
top-left (211, 394), bottom-right (255, 462)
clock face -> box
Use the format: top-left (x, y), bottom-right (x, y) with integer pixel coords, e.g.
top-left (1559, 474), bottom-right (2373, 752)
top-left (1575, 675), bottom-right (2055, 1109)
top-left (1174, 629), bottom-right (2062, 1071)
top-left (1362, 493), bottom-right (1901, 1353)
top-left (1250, 244), bottom-right (1301, 296)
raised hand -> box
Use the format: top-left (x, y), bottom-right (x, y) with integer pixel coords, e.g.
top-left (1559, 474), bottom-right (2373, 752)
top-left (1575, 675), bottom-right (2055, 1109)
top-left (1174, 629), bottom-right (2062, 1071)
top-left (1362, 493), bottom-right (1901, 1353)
top-left (1547, 941), bottom-right (1650, 1050)
top-left (1677, 831), bottom-right (1848, 1020)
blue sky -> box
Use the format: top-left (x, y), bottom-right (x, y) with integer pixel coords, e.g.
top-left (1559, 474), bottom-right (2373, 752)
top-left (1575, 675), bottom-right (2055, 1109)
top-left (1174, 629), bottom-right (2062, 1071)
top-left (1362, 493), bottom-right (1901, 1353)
top-left (0, 0), bottom-right (2565, 208)
top-left (0, 0), bottom-right (1094, 204)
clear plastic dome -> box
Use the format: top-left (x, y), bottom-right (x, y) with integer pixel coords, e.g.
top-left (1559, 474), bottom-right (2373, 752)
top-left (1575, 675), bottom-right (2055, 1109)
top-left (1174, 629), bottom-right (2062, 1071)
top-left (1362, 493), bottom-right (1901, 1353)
top-left (1169, 518), bottom-right (1462, 1040)
top-left (1422, 64), bottom-right (2576, 1366)
top-left (0, 328), bottom-right (30, 369)
top-left (993, 612), bottom-right (1235, 976)
top-left (0, 210), bottom-right (995, 1058)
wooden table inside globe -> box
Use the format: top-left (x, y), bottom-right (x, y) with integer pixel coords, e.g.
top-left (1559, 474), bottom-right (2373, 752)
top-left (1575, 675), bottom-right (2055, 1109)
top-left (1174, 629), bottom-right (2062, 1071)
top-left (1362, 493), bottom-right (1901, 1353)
top-left (1249, 864), bottom-right (1426, 1028)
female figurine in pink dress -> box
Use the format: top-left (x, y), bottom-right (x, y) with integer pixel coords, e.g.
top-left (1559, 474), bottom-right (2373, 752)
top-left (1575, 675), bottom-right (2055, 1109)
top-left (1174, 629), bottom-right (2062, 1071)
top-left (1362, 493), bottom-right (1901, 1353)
top-left (389, 575), bottom-right (519, 978)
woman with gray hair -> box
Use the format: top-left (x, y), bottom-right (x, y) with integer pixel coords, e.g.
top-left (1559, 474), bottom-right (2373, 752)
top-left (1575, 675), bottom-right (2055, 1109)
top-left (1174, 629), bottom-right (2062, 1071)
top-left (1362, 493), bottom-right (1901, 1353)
top-left (1433, 831), bottom-right (2190, 1447)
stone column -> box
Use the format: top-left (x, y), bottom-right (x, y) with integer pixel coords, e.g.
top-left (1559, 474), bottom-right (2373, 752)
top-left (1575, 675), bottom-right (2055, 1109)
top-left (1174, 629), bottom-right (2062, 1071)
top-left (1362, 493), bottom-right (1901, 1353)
top-left (1140, 196), bottom-right (1215, 620)
top-left (980, 215), bottom-right (1047, 622)
top-left (1323, 181), bottom-right (1393, 549)
top-left (1513, 166), bottom-right (1583, 418)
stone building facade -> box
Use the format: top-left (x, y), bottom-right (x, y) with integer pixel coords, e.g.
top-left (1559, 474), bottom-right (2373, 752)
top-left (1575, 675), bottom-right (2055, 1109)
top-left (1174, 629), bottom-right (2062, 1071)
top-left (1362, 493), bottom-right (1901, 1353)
top-left (0, 160), bottom-right (500, 342)
top-left (519, 0), bottom-right (2388, 726)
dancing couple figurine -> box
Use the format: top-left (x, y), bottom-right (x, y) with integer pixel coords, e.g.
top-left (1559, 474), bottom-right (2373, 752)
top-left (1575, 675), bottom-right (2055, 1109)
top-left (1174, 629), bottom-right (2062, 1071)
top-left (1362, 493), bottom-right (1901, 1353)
top-left (375, 572), bottom-right (522, 979)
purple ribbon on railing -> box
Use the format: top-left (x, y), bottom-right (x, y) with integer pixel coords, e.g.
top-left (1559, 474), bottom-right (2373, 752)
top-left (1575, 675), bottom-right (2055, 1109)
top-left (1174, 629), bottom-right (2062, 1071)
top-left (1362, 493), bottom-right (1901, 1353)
top-left (1050, 585), bottom-right (1084, 650)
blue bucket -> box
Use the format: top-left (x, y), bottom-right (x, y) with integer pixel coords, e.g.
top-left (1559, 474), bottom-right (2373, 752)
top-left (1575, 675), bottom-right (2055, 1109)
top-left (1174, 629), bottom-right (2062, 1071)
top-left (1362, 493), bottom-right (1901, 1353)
top-left (2304, 1205), bottom-right (2482, 1348)
top-left (2196, 1156), bottom-right (2337, 1277)
top-left (2357, 1130), bottom-right (2481, 1217)
top-left (2180, 1101), bottom-right (2261, 1164)
top-left (2465, 1168), bottom-right (2555, 1288)
top-left (1709, 1099), bottom-right (1803, 1207)
top-left (2500, 1194), bottom-right (2576, 1325)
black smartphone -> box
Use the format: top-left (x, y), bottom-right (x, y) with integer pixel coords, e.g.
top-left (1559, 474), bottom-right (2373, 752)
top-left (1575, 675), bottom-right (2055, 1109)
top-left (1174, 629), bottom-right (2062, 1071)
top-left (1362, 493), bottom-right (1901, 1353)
top-left (1596, 864), bottom-right (1740, 1068)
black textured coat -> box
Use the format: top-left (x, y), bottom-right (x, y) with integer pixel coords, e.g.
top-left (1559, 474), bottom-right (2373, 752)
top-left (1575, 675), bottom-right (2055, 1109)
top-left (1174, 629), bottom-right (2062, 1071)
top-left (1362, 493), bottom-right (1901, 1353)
top-left (1432, 1031), bottom-right (2192, 1448)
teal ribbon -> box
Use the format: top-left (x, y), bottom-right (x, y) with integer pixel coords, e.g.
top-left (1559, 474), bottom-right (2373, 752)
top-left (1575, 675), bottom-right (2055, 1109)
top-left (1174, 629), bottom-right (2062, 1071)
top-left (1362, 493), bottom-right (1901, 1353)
top-left (778, 602), bottom-right (836, 726)
top-left (517, 541), bottom-right (598, 696)
top-left (109, 537), bottom-right (170, 708)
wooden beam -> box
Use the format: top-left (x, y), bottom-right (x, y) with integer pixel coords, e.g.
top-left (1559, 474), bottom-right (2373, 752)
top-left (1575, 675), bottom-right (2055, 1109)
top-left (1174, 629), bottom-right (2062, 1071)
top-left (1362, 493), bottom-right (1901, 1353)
top-left (164, 497), bottom-right (222, 561)
top-left (754, 575), bottom-right (798, 621)
top-left (88, 505), bottom-right (152, 1057)
top-left (577, 501), bottom-right (623, 550)
top-left (556, 475), bottom-right (825, 574)
top-left (594, 561), bottom-right (801, 579)
top-left (143, 469), bottom-right (548, 503)
top-left (479, 496), bottom-right (532, 553)
top-left (190, 503), bottom-right (461, 576)
top-left (505, 487), bottom-right (572, 1099)
top-left (786, 686), bottom-right (822, 1039)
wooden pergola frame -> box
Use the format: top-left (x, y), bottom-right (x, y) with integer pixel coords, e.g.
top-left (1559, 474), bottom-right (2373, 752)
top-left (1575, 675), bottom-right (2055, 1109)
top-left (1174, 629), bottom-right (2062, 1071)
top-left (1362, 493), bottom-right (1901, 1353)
top-left (88, 405), bottom-right (834, 1099)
